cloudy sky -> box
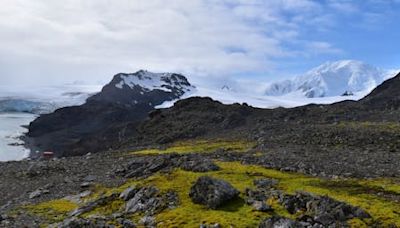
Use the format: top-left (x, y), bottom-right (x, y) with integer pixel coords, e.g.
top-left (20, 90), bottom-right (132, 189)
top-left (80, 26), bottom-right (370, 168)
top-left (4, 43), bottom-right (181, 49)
top-left (0, 0), bottom-right (399, 86)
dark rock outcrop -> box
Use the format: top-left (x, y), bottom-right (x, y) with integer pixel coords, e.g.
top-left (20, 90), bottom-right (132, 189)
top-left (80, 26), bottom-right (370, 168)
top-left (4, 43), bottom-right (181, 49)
top-left (180, 157), bottom-right (220, 172)
top-left (189, 176), bottom-right (239, 209)
top-left (124, 186), bottom-right (178, 216)
top-left (361, 72), bottom-right (400, 109)
top-left (279, 192), bottom-right (371, 226)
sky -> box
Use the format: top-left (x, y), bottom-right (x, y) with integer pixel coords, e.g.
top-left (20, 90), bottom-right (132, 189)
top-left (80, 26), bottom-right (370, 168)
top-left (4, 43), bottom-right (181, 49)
top-left (0, 0), bottom-right (399, 86)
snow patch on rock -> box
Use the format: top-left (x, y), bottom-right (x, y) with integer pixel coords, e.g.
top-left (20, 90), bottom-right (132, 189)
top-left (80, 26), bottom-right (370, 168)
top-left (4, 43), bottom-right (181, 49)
top-left (114, 70), bottom-right (195, 94)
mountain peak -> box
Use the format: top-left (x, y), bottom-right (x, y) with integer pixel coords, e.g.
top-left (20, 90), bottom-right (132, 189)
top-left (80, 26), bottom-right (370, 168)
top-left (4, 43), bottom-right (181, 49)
top-left (265, 60), bottom-right (390, 98)
top-left (88, 70), bottom-right (195, 107)
top-left (114, 70), bottom-right (194, 95)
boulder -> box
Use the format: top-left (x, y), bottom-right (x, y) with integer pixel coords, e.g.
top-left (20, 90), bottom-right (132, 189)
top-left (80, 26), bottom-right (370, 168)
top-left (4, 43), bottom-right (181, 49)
top-left (189, 176), bottom-right (239, 209)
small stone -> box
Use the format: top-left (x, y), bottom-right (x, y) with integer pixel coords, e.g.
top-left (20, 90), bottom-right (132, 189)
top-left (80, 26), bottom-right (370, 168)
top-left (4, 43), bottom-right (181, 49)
top-left (83, 175), bottom-right (96, 182)
top-left (29, 190), bottom-right (43, 199)
top-left (80, 182), bottom-right (92, 188)
top-left (120, 186), bottom-right (138, 201)
top-left (253, 178), bottom-right (278, 189)
top-left (118, 219), bottom-right (136, 228)
top-left (314, 213), bottom-right (335, 226)
top-left (252, 201), bottom-right (273, 212)
top-left (79, 190), bottom-right (92, 198)
top-left (139, 216), bottom-right (156, 227)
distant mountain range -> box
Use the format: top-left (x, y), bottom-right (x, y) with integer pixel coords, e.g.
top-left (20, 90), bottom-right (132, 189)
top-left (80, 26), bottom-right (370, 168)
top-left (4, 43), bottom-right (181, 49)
top-left (1, 60), bottom-right (398, 115)
top-left (265, 60), bottom-right (395, 98)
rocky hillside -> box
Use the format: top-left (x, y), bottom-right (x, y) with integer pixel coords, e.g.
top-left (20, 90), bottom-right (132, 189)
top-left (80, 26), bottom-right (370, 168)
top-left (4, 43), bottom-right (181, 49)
top-left (26, 70), bottom-right (195, 157)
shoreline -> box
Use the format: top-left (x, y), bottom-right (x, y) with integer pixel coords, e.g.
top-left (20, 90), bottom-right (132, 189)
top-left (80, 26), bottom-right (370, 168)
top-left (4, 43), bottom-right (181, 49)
top-left (0, 112), bottom-right (36, 162)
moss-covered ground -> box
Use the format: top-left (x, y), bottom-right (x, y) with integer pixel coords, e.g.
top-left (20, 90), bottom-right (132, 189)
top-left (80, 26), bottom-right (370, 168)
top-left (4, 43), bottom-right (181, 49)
top-left (24, 140), bottom-right (400, 227)
top-left (129, 140), bottom-right (256, 155)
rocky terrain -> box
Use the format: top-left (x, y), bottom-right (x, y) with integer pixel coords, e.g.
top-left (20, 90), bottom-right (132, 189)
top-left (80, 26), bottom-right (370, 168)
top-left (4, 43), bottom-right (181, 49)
top-left (0, 72), bottom-right (399, 227)
top-left (0, 142), bottom-right (399, 227)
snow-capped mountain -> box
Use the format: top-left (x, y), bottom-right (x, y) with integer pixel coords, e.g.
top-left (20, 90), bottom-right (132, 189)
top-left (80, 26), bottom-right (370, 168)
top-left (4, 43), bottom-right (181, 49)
top-left (265, 60), bottom-right (393, 98)
top-left (115, 70), bottom-right (195, 95)
top-left (88, 70), bottom-right (195, 107)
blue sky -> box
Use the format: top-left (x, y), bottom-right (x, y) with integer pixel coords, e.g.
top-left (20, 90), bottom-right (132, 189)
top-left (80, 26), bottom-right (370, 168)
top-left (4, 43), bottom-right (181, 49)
top-left (0, 0), bottom-right (399, 85)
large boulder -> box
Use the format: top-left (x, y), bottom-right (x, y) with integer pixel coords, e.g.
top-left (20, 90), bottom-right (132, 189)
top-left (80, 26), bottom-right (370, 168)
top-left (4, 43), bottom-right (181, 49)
top-left (189, 176), bottom-right (239, 209)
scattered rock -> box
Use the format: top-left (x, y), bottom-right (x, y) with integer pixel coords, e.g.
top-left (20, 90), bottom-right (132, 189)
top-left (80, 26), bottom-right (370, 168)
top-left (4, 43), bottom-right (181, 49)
top-left (254, 178), bottom-right (278, 189)
top-left (117, 218), bottom-right (137, 228)
top-left (29, 189), bottom-right (49, 199)
top-left (80, 182), bottom-right (92, 188)
top-left (252, 201), bottom-right (273, 212)
top-left (83, 175), bottom-right (96, 182)
top-left (139, 216), bottom-right (156, 228)
top-left (70, 193), bottom-right (118, 217)
top-left (120, 154), bottom-right (180, 178)
top-left (180, 158), bottom-right (220, 172)
top-left (125, 186), bottom-right (163, 215)
top-left (259, 216), bottom-right (304, 228)
top-left (279, 192), bottom-right (371, 226)
top-left (64, 190), bottom-right (92, 204)
top-left (120, 186), bottom-right (138, 201)
top-left (189, 176), bottom-right (239, 209)
top-left (57, 217), bottom-right (112, 228)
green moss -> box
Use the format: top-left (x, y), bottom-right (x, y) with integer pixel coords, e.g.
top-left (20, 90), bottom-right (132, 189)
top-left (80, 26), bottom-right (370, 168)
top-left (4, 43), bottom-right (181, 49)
top-left (23, 161), bottom-right (400, 227)
top-left (348, 218), bottom-right (369, 228)
top-left (135, 162), bottom-right (400, 227)
top-left (129, 140), bottom-right (256, 155)
top-left (25, 199), bottom-right (78, 223)
top-left (82, 199), bottom-right (125, 218)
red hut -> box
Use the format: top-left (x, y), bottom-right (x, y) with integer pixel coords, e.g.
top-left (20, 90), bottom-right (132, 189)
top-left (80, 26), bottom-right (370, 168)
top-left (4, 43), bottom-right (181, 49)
top-left (42, 151), bottom-right (54, 159)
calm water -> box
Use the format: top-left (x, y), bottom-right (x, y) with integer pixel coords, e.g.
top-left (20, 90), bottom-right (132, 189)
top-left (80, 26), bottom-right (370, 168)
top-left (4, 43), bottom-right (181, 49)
top-left (0, 113), bottom-right (36, 161)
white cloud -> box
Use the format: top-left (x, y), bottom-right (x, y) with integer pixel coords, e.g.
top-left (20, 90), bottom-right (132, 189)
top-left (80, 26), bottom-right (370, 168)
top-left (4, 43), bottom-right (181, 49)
top-left (306, 41), bottom-right (344, 55)
top-left (0, 0), bottom-right (346, 85)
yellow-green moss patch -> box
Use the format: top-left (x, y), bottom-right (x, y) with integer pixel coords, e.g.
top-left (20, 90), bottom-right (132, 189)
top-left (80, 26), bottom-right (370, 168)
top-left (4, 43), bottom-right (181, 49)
top-left (25, 199), bottom-right (78, 223)
top-left (130, 140), bottom-right (256, 155)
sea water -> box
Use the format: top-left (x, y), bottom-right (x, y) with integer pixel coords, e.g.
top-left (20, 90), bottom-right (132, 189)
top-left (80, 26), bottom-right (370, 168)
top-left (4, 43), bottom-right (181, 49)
top-left (0, 113), bottom-right (36, 161)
